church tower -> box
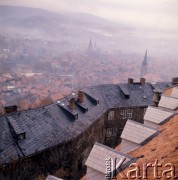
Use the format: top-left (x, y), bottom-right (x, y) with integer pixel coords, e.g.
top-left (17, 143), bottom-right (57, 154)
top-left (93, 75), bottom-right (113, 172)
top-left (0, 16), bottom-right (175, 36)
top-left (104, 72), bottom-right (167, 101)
top-left (88, 39), bottom-right (93, 52)
top-left (140, 50), bottom-right (148, 78)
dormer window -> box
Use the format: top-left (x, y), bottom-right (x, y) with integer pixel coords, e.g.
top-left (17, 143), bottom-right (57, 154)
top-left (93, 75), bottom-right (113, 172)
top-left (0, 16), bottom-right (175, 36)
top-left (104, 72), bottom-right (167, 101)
top-left (7, 116), bottom-right (26, 142)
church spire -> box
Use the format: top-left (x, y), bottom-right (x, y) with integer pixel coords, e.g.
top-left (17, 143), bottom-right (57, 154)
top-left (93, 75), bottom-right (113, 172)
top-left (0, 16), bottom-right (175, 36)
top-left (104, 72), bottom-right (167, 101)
top-left (143, 49), bottom-right (147, 65)
top-left (88, 38), bottom-right (93, 51)
top-left (140, 50), bottom-right (148, 78)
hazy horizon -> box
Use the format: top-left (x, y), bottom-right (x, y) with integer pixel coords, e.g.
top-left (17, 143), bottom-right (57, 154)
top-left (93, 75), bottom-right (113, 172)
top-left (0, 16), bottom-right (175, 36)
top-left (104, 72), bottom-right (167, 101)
top-left (0, 0), bottom-right (178, 31)
top-left (0, 0), bottom-right (178, 115)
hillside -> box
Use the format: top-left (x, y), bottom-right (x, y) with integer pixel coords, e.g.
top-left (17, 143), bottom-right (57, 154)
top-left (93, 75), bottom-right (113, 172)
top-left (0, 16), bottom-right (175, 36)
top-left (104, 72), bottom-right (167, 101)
top-left (0, 5), bottom-right (127, 43)
top-left (0, 5), bottom-right (177, 57)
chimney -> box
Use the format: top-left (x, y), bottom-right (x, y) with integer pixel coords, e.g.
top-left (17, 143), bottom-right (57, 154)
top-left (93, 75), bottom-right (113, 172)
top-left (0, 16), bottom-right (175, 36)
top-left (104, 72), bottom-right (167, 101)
top-left (69, 98), bottom-right (75, 110)
top-left (140, 78), bottom-right (146, 84)
top-left (4, 105), bottom-right (18, 114)
top-left (172, 77), bottom-right (178, 84)
top-left (152, 90), bottom-right (162, 107)
top-left (128, 78), bottom-right (134, 84)
top-left (78, 91), bottom-right (84, 103)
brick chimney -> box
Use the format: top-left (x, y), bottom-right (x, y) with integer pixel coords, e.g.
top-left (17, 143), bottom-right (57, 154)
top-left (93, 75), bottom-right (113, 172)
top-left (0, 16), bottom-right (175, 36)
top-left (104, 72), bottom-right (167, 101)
top-left (140, 78), bottom-right (146, 84)
top-left (4, 105), bottom-right (18, 114)
top-left (128, 78), bottom-right (134, 84)
top-left (172, 77), bottom-right (178, 84)
top-left (78, 91), bottom-right (84, 103)
top-left (69, 98), bottom-right (75, 110)
top-left (153, 89), bottom-right (162, 107)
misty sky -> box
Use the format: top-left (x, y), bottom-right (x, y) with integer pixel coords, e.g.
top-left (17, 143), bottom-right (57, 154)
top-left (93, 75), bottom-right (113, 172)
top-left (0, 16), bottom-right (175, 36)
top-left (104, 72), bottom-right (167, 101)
top-left (0, 0), bottom-right (178, 30)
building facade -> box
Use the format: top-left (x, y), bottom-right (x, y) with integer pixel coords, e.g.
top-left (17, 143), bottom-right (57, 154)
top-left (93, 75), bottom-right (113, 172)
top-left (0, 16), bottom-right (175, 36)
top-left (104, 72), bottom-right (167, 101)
top-left (0, 79), bottom-right (173, 180)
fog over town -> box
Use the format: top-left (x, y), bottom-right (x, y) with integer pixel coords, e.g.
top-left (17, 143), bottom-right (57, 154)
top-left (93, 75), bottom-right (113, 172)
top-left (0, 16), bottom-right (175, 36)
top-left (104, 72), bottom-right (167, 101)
top-left (0, 0), bottom-right (178, 113)
top-left (0, 2), bottom-right (178, 180)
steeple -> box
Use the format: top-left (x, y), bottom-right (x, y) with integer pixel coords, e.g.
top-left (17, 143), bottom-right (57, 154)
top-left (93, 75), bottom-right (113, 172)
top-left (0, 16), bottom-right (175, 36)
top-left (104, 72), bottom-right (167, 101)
top-left (140, 50), bottom-right (148, 78)
top-left (143, 49), bottom-right (147, 66)
top-left (88, 39), bottom-right (93, 51)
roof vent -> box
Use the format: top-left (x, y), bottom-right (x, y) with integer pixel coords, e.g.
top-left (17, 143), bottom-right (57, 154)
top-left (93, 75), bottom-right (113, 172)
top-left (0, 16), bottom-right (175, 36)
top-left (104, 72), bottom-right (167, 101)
top-left (7, 116), bottom-right (26, 141)
top-left (78, 91), bottom-right (84, 103)
top-left (69, 98), bottom-right (75, 110)
top-left (140, 78), bottom-right (146, 84)
top-left (172, 77), bottom-right (178, 84)
top-left (128, 78), bottom-right (134, 84)
top-left (4, 105), bottom-right (18, 114)
top-left (120, 85), bottom-right (130, 99)
top-left (75, 91), bottom-right (88, 112)
top-left (58, 103), bottom-right (78, 121)
top-left (85, 92), bottom-right (99, 105)
top-left (57, 101), bottom-right (61, 104)
top-left (76, 102), bottom-right (88, 113)
top-left (151, 82), bottom-right (156, 85)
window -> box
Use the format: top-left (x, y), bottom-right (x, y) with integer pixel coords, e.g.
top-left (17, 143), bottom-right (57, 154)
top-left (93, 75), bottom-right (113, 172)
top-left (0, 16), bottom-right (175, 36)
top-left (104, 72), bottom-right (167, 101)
top-left (108, 110), bottom-right (114, 120)
top-left (120, 110), bottom-right (127, 119)
top-left (120, 109), bottom-right (133, 120)
top-left (127, 109), bottom-right (133, 119)
top-left (105, 128), bottom-right (112, 137)
top-left (105, 127), bottom-right (117, 138)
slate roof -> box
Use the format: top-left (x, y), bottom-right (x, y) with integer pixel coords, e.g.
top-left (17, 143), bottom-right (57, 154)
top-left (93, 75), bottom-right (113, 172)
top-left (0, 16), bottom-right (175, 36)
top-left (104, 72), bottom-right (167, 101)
top-left (171, 87), bottom-right (178, 98)
top-left (158, 95), bottom-right (178, 110)
top-left (144, 106), bottom-right (176, 125)
top-left (85, 142), bottom-right (134, 174)
top-left (121, 120), bottom-right (158, 145)
top-left (0, 81), bottom-right (172, 166)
